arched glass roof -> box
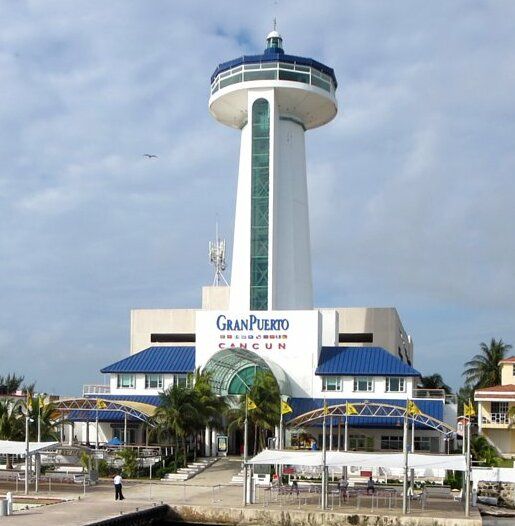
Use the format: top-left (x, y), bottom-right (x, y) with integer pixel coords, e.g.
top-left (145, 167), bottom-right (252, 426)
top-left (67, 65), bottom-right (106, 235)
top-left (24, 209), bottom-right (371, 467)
top-left (203, 348), bottom-right (291, 398)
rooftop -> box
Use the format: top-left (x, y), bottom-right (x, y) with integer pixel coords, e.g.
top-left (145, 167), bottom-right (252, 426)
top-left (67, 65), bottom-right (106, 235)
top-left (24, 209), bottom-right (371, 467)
top-left (315, 346), bottom-right (420, 377)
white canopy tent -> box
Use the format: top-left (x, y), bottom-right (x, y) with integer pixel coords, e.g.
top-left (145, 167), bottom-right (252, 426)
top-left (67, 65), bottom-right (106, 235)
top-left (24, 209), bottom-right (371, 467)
top-left (247, 449), bottom-right (466, 471)
top-left (0, 440), bottom-right (59, 456)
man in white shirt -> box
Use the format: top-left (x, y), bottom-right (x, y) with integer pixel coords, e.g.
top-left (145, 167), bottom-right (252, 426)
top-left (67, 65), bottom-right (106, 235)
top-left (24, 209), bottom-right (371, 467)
top-left (113, 473), bottom-right (124, 500)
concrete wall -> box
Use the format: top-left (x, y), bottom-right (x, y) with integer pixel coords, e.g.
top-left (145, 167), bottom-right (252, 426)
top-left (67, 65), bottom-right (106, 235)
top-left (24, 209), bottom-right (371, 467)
top-left (501, 361), bottom-right (515, 385)
top-left (333, 307), bottom-right (413, 362)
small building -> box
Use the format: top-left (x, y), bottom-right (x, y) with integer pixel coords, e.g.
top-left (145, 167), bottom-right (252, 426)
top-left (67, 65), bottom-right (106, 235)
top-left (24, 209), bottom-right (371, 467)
top-left (475, 357), bottom-right (515, 458)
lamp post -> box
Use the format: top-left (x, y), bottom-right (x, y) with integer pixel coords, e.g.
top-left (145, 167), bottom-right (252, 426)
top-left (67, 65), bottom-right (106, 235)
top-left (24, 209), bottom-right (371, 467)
top-left (25, 412), bottom-right (29, 495)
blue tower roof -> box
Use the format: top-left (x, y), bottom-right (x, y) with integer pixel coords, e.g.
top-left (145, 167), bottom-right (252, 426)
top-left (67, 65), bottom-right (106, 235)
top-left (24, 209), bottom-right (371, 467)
top-left (211, 32), bottom-right (337, 87)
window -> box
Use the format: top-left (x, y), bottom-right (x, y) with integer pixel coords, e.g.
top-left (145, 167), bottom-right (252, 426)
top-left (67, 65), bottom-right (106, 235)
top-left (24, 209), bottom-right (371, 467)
top-left (117, 374), bottom-right (135, 389)
top-left (386, 377), bottom-right (405, 392)
top-left (174, 374), bottom-right (190, 388)
top-left (513, 364), bottom-right (515, 376)
top-left (322, 376), bottom-right (342, 392)
top-left (491, 402), bottom-right (508, 414)
top-left (250, 98), bottom-right (270, 310)
top-left (381, 436), bottom-right (403, 450)
top-left (145, 374), bottom-right (163, 389)
top-left (353, 377), bottom-right (373, 392)
top-left (414, 436), bottom-right (439, 452)
top-left (349, 434), bottom-right (374, 451)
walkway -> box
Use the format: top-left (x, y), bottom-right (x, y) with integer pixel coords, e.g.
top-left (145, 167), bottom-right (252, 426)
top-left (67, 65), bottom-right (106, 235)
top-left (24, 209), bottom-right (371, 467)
top-left (0, 458), bottom-right (481, 525)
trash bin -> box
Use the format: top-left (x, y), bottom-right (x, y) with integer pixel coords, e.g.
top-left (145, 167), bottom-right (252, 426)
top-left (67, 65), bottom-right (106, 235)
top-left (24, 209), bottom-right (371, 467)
top-left (0, 499), bottom-right (8, 516)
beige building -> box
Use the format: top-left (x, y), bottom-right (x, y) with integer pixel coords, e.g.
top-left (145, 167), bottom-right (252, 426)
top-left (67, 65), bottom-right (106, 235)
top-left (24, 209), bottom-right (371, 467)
top-left (129, 286), bottom-right (414, 365)
top-left (475, 357), bottom-right (515, 458)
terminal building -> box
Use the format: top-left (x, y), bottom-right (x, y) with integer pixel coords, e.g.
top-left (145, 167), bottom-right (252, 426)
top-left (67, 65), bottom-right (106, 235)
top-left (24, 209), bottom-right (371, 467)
top-left (74, 30), bottom-right (456, 454)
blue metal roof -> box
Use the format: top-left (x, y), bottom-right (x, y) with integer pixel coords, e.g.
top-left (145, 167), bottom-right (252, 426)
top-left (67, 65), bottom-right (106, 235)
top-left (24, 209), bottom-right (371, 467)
top-left (288, 398), bottom-right (443, 429)
top-left (100, 346), bottom-right (195, 374)
top-left (67, 410), bottom-right (140, 422)
top-left (83, 394), bottom-right (162, 406)
top-left (316, 347), bottom-right (420, 377)
top-left (211, 52), bottom-right (337, 87)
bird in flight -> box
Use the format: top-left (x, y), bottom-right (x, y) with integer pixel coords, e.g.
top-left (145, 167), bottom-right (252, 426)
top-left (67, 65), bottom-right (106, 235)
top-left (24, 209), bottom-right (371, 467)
top-left (143, 154), bottom-right (158, 159)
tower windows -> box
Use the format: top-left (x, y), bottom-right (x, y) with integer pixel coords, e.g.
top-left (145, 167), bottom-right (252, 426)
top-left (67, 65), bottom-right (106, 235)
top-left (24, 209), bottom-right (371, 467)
top-left (250, 98), bottom-right (270, 310)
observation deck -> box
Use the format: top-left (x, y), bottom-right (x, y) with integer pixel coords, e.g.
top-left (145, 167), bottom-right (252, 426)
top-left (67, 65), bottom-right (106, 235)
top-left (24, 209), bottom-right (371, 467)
top-left (209, 31), bottom-right (338, 130)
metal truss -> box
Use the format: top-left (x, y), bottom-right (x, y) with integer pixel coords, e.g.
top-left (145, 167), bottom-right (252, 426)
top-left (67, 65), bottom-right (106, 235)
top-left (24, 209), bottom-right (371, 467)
top-left (286, 402), bottom-right (455, 436)
top-left (53, 398), bottom-right (155, 425)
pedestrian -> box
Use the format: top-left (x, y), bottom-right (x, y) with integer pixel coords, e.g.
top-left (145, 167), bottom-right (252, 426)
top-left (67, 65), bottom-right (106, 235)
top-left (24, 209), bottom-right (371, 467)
top-left (366, 475), bottom-right (375, 495)
top-left (114, 472), bottom-right (125, 501)
top-left (338, 476), bottom-right (349, 501)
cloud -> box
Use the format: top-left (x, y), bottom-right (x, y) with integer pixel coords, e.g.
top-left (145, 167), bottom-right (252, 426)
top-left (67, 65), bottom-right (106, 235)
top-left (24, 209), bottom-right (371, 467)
top-left (0, 1), bottom-right (514, 392)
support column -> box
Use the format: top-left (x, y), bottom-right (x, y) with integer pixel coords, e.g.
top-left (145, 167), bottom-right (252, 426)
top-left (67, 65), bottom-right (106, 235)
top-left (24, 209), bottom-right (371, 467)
top-left (124, 414), bottom-right (128, 445)
top-left (211, 429), bottom-right (217, 456)
top-left (205, 426), bottom-right (211, 457)
top-left (68, 422), bottom-right (74, 446)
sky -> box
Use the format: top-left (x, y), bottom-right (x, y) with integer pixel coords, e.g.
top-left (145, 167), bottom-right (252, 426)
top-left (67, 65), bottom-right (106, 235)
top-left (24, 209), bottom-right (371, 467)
top-left (1, 0), bottom-right (514, 395)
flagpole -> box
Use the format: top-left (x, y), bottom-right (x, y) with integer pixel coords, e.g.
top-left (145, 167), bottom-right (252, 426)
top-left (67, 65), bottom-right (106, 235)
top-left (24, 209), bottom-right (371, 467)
top-left (321, 402), bottom-right (327, 510)
top-left (243, 393), bottom-right (249, 505)
top-left (279, 411), bottom-right (283, 450)
top-left (402, 405), bottom-right (408, 514)
top-left (344, 407), bottom-right (349, 480)
top-left (410, 416), bottom-right (415, 492)
top-left (465, 415), bottom-right (471, 516)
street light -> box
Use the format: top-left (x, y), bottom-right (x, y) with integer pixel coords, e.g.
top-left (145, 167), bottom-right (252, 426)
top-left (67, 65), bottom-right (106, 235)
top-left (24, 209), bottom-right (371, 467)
top-left (24, 414), bottom-right (34, 495)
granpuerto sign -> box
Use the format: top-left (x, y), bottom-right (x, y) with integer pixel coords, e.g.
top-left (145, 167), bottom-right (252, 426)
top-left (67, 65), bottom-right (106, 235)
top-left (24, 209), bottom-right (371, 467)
top-left (216, 314), bottom-right (290, 332)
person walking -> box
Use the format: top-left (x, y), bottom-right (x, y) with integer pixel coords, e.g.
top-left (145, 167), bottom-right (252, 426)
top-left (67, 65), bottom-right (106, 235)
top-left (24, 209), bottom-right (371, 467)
top-left (114, 472), bottom-right (125, 500)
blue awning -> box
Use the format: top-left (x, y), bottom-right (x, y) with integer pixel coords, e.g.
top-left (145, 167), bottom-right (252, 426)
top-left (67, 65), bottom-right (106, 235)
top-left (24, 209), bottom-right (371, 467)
top-left (101, 346), bottom-right (195, 374)
top-left (316, 347), bottom-right (420, 377)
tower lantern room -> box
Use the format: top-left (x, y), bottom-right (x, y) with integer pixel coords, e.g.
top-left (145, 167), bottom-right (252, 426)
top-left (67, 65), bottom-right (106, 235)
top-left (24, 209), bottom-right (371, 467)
top-left (209, 31), bottom-right (337, 311)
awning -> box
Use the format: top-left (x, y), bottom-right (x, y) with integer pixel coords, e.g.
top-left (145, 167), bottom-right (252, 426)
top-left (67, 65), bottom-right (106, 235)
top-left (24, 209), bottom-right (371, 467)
top-left (247, 449), bottom-right (466, 471)
top-left (0, 440), bottom-right (59, 456)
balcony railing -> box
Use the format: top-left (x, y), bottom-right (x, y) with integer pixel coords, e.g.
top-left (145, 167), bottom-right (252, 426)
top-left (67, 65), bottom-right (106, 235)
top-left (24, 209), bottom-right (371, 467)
top-left (483, 412), bottom-right (510, 425)
top-left (412, 389), bottom-right (446, 400)
top-left (83, 384), bottom-right (110, 396)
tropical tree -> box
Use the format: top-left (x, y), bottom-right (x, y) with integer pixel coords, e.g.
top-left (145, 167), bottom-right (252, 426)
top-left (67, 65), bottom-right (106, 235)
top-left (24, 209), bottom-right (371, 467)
top-left (0, 374), bottom-right (25, 395)
top-left (463, 338), bottom-right (512, 388)
top-left (227, 370), bottom-right (281, 455)
top-left (153, 385), bottom-right (202, 467)
top-left (190, 368), bottom-right (228, 458)
top-left (26, 395), bottom-right (59, 441)
top-left (470, 435), bottom-right (500, 467)
top-left (0, 399), bottom-right (24, 468)
top-left (116, 448), bottom-right (139, 478)
top-left (419, 373), bottom-right (452, 394)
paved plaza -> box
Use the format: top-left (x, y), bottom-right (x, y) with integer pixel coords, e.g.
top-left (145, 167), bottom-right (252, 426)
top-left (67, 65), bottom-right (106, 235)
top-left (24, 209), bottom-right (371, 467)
top-left (0, 458), bottom-right (482, 525)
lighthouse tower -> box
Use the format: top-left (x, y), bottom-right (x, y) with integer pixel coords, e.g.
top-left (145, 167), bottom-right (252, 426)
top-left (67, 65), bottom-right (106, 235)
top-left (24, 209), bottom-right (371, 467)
top-left (209, 30), bottom-right (337, 311)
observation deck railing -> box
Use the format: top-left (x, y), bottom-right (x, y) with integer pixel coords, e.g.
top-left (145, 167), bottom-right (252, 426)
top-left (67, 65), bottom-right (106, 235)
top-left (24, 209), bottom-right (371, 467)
top-left (82, 384), bottom-right (111, 396)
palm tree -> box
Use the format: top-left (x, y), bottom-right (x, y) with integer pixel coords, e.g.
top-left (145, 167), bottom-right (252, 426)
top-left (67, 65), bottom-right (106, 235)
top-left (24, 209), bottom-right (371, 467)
top-left (419, 374), bottom-right (452, 394)
top-left (227, 370), bottom-right (281, 455)
top-left (190, 368), bottom-right (228, 458)
top-left (26, 395), bottom-right (59, 441)
top-left (463, 338), bottom-right (512, 388)
top-left (0, 399), bottom-right (24, 469)
top-left (470, 435), bottom-right (500, 467)
top-left (0, 374), bottom-right (25, 395)
top-left (153, 385), bottom-right (201, 467)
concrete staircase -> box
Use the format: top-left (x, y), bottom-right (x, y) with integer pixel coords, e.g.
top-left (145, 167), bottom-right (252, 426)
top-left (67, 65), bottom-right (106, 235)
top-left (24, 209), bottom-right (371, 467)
top-left (161, 457), bottom-right (219, 482)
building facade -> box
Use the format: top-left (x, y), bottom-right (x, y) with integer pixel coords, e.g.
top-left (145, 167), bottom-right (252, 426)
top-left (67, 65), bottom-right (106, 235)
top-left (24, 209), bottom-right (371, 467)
top-left (475, 357), bottom-right (515, 458)
top-left (76, 30), bottom-right (454, 453)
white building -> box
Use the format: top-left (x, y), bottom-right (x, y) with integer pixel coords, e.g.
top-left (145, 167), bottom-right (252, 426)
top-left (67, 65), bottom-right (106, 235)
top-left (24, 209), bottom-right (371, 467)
top-left (75, 30), bottom-right (454, 454)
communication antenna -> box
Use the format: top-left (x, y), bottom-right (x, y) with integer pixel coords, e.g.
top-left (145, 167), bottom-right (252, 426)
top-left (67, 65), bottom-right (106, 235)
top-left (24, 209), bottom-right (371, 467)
top-left (209, 223), bottom-right (229, 286)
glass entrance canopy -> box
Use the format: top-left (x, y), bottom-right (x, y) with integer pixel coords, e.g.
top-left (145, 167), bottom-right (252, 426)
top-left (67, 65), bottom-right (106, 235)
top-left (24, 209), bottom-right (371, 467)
top-left (203, 347), bottom-right (291, 397)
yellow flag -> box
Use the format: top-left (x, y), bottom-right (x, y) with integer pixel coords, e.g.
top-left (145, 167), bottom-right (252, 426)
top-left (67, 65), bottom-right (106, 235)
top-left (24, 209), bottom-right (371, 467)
top-left (27, 392), bottom-right (33, 410)
top-left (246, 397), bottom-right (257, 411)
top-left (323, 401), bottom-right (329, 415)
top-left (464, 401), bottom-right (476, 417)
top-left (407, 400), bottom-right (421, 415)
top-left (96, 399), bottom-right (107, 409)
top-left (345, 402), bottom-right (358, 415)
top-left (281, 400), bottom-right (293, 415)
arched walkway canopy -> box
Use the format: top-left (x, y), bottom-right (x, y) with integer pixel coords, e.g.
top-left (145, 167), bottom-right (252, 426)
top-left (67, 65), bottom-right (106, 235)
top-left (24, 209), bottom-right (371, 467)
top-left (203, 347), bottom-right (291, 397)
top-left (286, 401), bottom-right (455, 436)
top-left (53, 398), bottom-right (157, 425)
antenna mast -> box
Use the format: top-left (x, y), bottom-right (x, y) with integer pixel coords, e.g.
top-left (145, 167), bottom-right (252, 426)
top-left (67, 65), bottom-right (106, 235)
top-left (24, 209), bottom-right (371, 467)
top-left (209, 224), bottom-right (229, 286)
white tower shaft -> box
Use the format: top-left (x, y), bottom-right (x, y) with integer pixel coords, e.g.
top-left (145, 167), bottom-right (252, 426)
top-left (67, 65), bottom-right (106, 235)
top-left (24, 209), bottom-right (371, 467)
top-left (230, 88), bottom-right (313, 311)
